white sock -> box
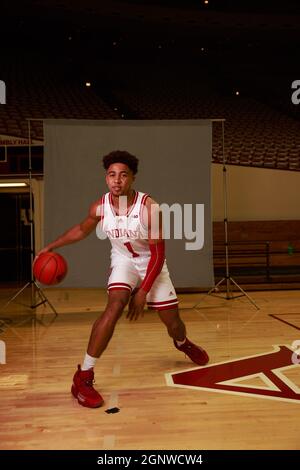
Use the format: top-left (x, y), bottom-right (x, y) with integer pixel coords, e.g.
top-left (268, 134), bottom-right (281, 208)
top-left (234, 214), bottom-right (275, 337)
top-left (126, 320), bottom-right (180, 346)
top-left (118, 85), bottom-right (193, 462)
top-left (176, 338), bottom-right (187, 347)
top-left (82, 353), bottom-right (97, 371)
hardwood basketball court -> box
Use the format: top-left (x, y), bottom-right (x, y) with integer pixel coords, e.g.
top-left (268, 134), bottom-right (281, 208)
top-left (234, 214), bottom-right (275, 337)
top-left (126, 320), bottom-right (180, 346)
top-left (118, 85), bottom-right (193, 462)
top-left (0, 288), bottom-right (299, 450)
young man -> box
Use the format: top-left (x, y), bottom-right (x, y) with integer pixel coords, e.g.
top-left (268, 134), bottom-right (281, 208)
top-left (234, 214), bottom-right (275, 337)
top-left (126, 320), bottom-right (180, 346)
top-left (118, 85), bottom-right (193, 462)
top-left (37, 150), bottom-right (209, 408)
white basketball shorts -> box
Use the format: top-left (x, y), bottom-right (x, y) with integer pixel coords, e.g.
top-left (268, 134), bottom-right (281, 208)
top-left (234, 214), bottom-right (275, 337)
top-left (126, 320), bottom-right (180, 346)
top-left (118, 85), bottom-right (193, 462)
top-left (107, 256), bottom-right (179, 311)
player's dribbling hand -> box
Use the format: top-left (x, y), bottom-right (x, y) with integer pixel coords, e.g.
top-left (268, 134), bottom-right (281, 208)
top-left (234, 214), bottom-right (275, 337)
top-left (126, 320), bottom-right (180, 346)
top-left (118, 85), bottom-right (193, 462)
top-left (34, 247), bottom-right (52, 263)
top-left (126, 289), bottom-right (147, 321)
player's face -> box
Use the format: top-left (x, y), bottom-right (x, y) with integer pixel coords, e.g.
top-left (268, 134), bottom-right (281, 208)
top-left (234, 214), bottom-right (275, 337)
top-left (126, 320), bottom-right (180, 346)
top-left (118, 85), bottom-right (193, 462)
top-left (106, 163), bottom-right (135, 196)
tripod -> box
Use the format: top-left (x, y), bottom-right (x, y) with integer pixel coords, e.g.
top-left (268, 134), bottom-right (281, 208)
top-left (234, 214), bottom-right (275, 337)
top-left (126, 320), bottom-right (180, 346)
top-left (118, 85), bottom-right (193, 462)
top-left (197, 119), bottom-right (259, 310)
top-left (1, 119), bottom-right (57, 321)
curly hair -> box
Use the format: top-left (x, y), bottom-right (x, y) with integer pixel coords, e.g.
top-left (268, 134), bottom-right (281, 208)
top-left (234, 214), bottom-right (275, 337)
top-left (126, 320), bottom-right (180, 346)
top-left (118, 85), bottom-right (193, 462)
top-left (102, 150), bottom-right (139, 175)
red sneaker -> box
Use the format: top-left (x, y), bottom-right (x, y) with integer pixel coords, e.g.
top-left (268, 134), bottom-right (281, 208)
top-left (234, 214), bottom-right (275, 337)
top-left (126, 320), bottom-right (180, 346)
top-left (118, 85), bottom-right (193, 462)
top-left (71, 365), bottom-right (104, 408)
top-left (174, 338), bottom-right (209, 366)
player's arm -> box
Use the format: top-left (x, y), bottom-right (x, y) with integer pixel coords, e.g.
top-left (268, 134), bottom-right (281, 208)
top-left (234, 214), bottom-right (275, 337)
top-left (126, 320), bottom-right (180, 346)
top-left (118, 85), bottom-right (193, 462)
top-left (127, 197), bottom-right (165, 321)
top-left (139, 197), bottom-right (165, 293)
top-left (36, 199), bottom-right (103, 255)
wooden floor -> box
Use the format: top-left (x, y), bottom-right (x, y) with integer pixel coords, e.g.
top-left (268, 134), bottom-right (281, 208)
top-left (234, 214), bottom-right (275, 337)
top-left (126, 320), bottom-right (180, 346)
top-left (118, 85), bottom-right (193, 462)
top-left (0, 287), bottom-right (300, 450)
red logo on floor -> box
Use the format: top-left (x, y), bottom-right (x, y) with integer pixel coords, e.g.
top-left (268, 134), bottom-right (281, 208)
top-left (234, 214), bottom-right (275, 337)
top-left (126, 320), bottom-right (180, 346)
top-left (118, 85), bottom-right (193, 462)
top-left (166, 345), bottom-right (300, 403)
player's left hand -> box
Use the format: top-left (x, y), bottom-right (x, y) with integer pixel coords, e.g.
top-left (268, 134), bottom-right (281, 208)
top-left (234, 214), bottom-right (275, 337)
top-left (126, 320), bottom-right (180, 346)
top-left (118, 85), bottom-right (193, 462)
top-left (127, 288), bottom-right (147, 321)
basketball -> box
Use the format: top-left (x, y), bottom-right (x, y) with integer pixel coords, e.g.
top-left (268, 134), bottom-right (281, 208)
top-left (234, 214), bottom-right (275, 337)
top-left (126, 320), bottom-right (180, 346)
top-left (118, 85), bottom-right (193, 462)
top-left (33, 252), bottom-right (68, 285)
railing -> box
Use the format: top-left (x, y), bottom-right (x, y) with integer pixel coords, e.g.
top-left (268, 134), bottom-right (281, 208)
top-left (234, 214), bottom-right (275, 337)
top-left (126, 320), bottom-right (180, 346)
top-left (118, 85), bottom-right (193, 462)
top-left (213, 240), bottom-right (300, 282)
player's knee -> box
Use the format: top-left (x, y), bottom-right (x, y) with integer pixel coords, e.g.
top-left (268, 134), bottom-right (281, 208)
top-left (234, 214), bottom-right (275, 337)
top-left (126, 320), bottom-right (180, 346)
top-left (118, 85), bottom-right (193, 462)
top-left (101, 305), bottom-right (124, 326)
top-left (107, 298), bottom-right (127, 315)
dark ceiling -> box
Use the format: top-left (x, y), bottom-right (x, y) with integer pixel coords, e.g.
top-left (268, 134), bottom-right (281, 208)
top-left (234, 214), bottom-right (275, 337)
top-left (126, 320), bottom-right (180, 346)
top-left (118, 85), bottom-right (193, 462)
top-left (1, 0), bottom-right (299, 113)
top-left (2, 1), bottom-right (300, 46)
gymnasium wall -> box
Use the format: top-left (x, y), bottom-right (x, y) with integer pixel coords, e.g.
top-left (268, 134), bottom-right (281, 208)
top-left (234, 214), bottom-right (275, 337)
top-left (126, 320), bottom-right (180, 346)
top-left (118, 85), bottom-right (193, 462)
top-left (212, 164), bottom-right (300, 221)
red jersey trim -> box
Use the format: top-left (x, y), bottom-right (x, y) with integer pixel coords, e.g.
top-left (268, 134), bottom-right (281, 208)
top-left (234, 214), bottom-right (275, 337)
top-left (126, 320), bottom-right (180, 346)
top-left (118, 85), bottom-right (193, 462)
top-left (98, 194), bottom-right (105, 228)
top-left (109, 191), bottom-right (138, 217)
top-left (148, 301), bottom-right (179, 311)
top-left (108, 286), bottom-right (132, 292)
top-left (139, 193), bottom-right (149, 230)
top-left (147, 299), bottom-right (178, 306)
top-left (108, 282), bottom-right (132, 292)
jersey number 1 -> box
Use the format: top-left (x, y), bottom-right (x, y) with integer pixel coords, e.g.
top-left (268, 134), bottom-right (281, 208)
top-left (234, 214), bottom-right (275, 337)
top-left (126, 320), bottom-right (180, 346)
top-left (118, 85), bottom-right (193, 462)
top-left (124, 242), bottom-right (140, 258)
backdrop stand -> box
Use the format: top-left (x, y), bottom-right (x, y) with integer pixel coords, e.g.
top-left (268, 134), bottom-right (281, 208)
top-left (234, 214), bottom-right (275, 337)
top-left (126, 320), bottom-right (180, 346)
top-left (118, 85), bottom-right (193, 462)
top-left (195, 119), bottom-right (259, 310)
top-left (1, 118), bottom-right (57, 322)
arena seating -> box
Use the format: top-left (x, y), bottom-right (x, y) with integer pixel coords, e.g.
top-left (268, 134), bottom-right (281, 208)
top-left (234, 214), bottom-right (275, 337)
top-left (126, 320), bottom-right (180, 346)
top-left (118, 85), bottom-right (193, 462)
top-left (1, 63), bottom-right (299, 171)
top-left (0, 62), bottom-right (119, 142)
top-left (110, 66), bottom-right (300, 171)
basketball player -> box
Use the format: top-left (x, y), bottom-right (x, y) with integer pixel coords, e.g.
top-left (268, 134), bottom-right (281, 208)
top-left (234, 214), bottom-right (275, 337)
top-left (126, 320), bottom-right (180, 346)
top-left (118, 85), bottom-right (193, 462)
top-left (37, 150), bottom-right (209, 408)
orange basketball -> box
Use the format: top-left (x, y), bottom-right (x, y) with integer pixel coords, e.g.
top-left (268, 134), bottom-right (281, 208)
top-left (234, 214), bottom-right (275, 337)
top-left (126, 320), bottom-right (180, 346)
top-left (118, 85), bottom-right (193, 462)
top-left (33, 252), bottom-right (68, 285)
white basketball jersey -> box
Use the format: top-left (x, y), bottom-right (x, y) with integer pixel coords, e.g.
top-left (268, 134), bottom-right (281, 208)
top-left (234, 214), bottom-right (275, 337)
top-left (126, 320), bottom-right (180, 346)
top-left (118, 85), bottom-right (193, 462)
top-left (101, 191), bottom-right (150, 261)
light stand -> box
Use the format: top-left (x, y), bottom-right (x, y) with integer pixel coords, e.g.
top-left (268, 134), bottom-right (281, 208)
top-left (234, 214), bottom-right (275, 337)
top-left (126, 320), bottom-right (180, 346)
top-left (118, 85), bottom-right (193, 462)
top-left (1, 119), bottom-right (57, 320)
top-left (197, 119), bottom-right (259, 310)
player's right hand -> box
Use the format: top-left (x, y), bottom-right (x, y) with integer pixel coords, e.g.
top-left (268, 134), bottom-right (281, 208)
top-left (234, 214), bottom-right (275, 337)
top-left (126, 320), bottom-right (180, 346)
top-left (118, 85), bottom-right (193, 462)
top-left (34, 247), bottom-right (52, 263)
top-left (126, 288), bottom-right (147, 321)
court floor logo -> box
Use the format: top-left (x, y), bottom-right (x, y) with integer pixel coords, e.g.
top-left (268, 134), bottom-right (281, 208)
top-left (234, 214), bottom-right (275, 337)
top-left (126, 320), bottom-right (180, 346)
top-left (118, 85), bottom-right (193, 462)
top-left (0, 340), bottom-right (6, 364)
top-left (166, 345), bottom-right (300, 404)
top-left (0, 80), bottom-right (6, 104)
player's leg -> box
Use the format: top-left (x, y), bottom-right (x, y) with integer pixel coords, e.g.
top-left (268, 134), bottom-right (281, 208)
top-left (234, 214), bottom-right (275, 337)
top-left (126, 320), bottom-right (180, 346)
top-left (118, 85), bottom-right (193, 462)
top-left (158, 307), bottom-right (209, 366)
top-left (86, 259), bottom-right (137, 360)
top-left (72, 290), bottom-right (131, 408)
top-left (87, 289), bottom-right (131, 358)
top-left (145, 264), bottom-right (209, 366)
top-left (72, 259), bottom-right (138, 408)
top-left (157, 307), bottom-right (186, 342)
